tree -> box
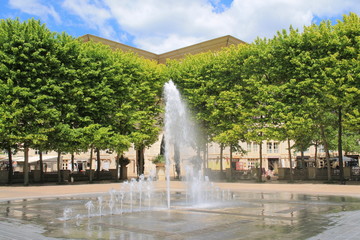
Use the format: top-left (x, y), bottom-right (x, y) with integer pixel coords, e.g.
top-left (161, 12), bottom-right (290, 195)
top-left (268, 26), bottom-right (318, 180)
top-left (0, 18), bottom-right (61, 185)
top-left (240, 40), bottom-right (279, 182)
top-left (127, 58), bottom-right (164, 176)
top-left (77, 41), bottom-right (119, 180)
top-left (332, 13), bottom-right (360, 182)
top-left (286, 14), bottom-right (360, 182)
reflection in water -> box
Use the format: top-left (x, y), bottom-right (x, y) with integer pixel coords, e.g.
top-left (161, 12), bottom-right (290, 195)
top-left (1, 192), bottom-right (360, 239)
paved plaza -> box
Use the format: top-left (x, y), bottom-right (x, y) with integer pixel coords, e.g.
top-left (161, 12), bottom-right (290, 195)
top-left (1, 181), bottom-right (360, 239)
top-left (1, 181), bottom-right (360, 201)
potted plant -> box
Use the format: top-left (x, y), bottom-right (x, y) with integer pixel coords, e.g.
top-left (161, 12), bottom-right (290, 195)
top-left (152, 154), bottom-right (165, 167)
top-left (152, 154), bottom-right (165, 180)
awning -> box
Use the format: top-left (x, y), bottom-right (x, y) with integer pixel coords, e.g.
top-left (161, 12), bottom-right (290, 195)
top-left (0, 155), bottom-right (59, 163)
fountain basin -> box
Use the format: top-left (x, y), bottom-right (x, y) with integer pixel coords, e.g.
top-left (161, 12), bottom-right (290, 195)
top-left (1, 189), bottom-right (360, 239)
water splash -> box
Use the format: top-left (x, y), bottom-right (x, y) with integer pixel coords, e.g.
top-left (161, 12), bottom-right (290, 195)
top-left (61, 207), bottom-right (73, 221)
top-left (58, 80), bottom-right (232, 221)
top-left (85, 201), bottom-right (94, 218)
top-left (163, 80), bottom-right (205, 208)
top-left (59, 174), bottom-right (232, 222)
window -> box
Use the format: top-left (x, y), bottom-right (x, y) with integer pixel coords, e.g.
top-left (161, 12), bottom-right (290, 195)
top-left (248, 159), bottom-right (259, 169)
top-left (273, 142), bottom-right (279, 153)
top-left (247, 143), bottom-right (252, 152)
top-left (267, 142), bottom-right (279, 153)
top-left (35, 150), bottom-right (48, 155)
top-left (247, 142), bottom-right (259, 152)
top-left (62, 159), bottom-right (69, 170)
top-left (253, 143), bottom-right (258, 152)
top-left (267, 142), bottom-right (273, 153)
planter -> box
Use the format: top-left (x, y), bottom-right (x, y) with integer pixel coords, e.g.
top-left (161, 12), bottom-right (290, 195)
top-left (156, 163), bottom-right (166, 181)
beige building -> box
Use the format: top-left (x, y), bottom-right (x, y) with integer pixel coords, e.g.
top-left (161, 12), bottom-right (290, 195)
top-left (79, 34), bottom-right (246, 64)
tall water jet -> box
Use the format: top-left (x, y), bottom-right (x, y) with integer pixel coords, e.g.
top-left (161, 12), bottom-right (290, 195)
top-left (163, 80), bottom-right (202, 208)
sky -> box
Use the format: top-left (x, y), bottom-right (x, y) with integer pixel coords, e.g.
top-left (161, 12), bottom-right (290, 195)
top-left (0, 0), bottom-right (359, 54)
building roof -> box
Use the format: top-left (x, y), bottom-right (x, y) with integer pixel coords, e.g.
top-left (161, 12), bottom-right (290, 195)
top-left (79, 34), bottom-right (246, 64)
top-left (79, 34), bottom-right (159, 61)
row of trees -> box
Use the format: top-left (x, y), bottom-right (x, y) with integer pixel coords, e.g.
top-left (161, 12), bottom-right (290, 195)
top-left (166, 13), bottom-right (360, 182)
top-left (0, 18), bottom-right (165, 185)
top-left (1, 14), bottom-right (359, 184)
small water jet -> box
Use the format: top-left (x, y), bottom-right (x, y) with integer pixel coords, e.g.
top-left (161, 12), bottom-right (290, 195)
top-left (84, 200), bottom-right (94, 218)
top-left (61, 207), bottom-right (73, 221)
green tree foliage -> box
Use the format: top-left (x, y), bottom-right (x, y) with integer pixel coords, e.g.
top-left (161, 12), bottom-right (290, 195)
top-left (1, 13), bottom-right (359, 185)
top-left (128, 57), bottom-right (165, 176)
top-left (167, 13), bottom-right (360, 183)
top-left (0, 18), bottom-right (61, 185)
top-left (0, 18), bottom-right (164, 183)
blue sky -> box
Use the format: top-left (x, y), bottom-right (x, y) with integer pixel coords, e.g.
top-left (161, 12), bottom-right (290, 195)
top-left (0, 0), bottom-right (359, 54)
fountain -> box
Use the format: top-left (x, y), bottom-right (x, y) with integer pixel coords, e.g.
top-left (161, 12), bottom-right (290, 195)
top-left (164, 80), bottom-right (205, 208)
top-left (2, 81), bottom-right (360, 239)
top-left (46, 80), bottom-right (232, 223)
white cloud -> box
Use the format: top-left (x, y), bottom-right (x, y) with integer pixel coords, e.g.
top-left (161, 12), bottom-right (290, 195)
top-left (62, 0), bottom-right (117, 40)
top-left (101, 0), bottom-right (359, 53)
top-left (104, 0), bottom-right (235, 53)
top-left (9, 0), bottom-right (61, 23)
top-left (54, 0), bottom-right (359, 53)
top-left (135, 34), bottom-right (204, 54)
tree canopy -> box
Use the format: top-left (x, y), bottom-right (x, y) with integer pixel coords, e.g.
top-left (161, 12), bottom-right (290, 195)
top-left (0, 13), bottom-right (359, 183)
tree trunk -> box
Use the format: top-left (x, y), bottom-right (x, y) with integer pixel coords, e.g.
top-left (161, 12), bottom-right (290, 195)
top-left (301, 150), bottom-right (306, 180)
top-left (220, 143), bottom-right (224, 173)
top-left (57, 150), bottom-right (61, 184)
top-left (96, 148), bottom-right (101, 180)
top-left (204, 142), bottom-right (208, 170)
top-left (338, 106), bottom-right (345, 183)
top-left (258, 141), bottom-right (263, 182)
top-left (39, 151), bottom-right (44, 183)
top-left (89, 146), bottom-right (93, 182)
top-left (7, 146), bottom-right (13, 185)
top-left (24, 145), bottom-right (29, 186)
top-left (71, 153), bottom-right (75, 172)
top-left (230, 144), bottom-right (233, 181)
top-left (136, 148), bottom-right (145, 176)
top-left (314, 141), bottom-right (318, 168)
top-left (287, 139), bottom-right (294, 182)
top-left (160, 135), bottom-right (165, 155)
top-left (202, 144), bottom-right (206, 172)
top-left (320, 125), bottom-right (331, 181)
top-left (301, 151), bottom-right (305, 169)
